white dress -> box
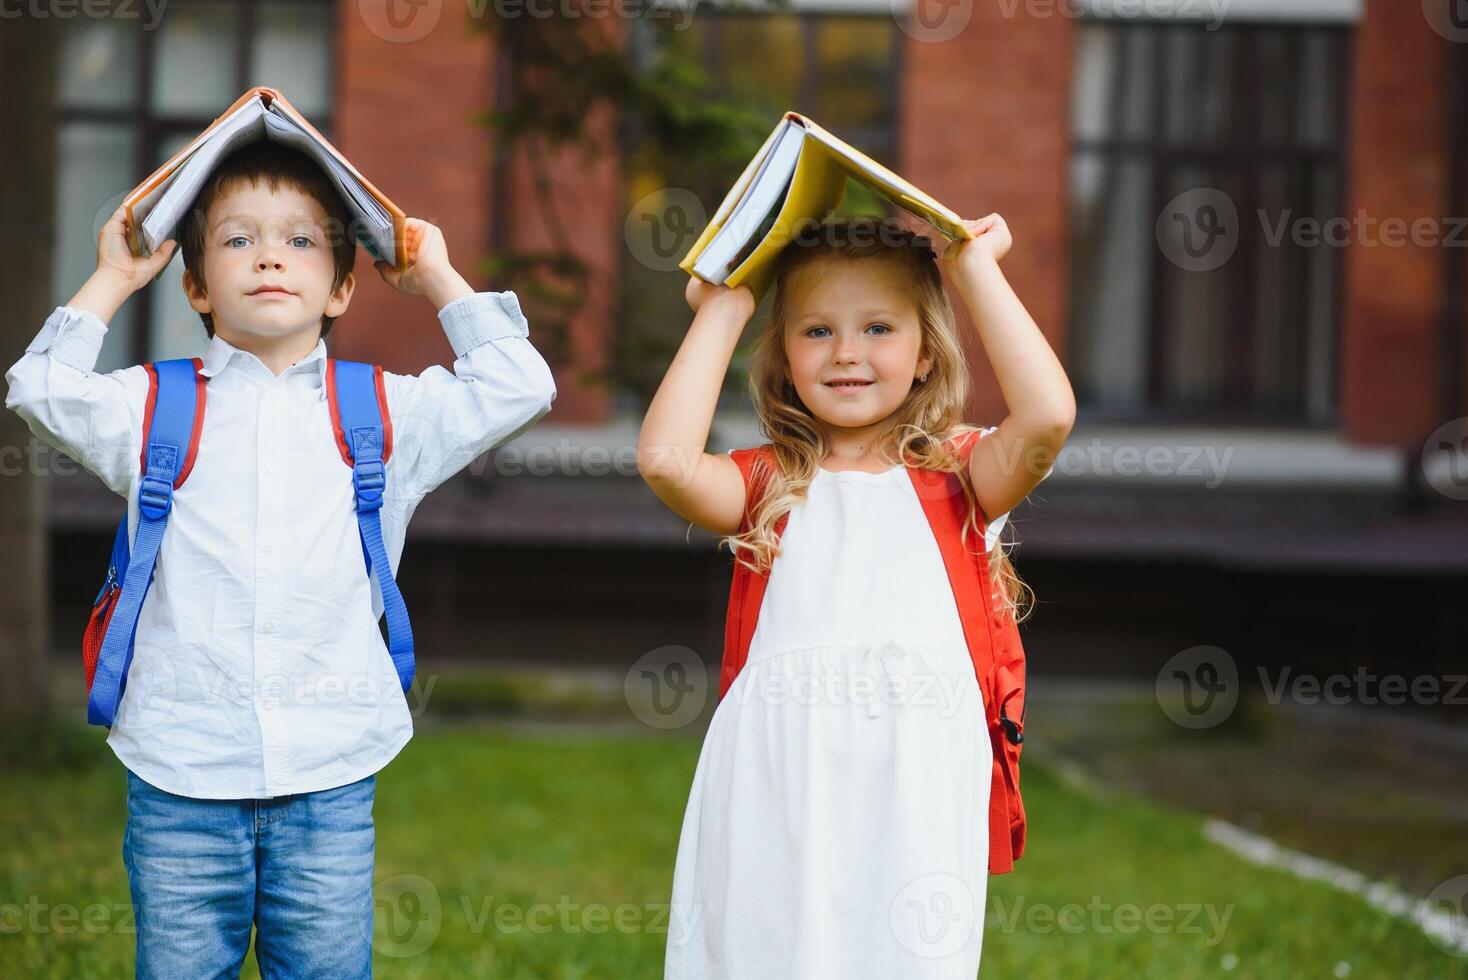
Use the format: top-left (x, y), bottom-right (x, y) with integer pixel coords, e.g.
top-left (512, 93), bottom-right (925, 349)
top-left (665, 462), bottom-right (1005, 979)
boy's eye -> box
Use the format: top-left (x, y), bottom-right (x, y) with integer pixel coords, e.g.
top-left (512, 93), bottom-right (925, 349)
top-left (224, 234), bottom-right (313, 248)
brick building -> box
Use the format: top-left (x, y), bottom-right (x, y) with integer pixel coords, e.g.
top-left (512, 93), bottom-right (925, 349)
top-left (34, 0), bottom-right (1468, 673)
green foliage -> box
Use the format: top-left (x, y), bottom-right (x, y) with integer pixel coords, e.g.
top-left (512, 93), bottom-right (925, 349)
top-left (468, 7), bottom-right (774, 402)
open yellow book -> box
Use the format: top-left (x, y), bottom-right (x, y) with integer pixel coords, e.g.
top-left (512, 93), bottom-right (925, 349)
top-left (124, 86), bottom-right (409, 272)
top-left (679, 111), bottom-right (974, 299)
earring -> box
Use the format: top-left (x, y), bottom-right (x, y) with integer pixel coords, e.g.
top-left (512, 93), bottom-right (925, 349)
top-left (917, 371), bottom-right (930, 383)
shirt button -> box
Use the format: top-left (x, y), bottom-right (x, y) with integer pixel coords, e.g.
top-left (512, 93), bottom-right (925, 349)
top-left (261, 622), bottom-right (278, 634)
top-left (266, 461), bottom-right (279, 474)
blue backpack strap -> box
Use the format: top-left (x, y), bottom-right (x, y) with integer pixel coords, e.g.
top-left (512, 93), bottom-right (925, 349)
top-left (88, 357), bottom-right (206, 727)
top-left (326, 359), bottom-right (415, 694)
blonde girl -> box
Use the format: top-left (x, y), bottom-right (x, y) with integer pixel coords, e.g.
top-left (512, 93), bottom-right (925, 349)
top-left (638, 214), bottom-right (1074, 978)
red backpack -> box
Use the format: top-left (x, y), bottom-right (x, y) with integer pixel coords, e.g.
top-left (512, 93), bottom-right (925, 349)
top-left (719, 431), bottom-right (1029, 874)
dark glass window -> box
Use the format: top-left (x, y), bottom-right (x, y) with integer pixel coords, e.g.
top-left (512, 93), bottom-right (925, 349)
top-left (56, 0), bottom-right (336, 370)
top-left (1069, 19), bottom-right (1351, 424)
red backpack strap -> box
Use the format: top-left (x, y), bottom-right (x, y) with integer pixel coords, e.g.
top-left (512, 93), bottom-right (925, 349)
top-left (324, 359), bottom-right (394, 465)
top-left (719, 444), bottom-right (784, 699)
top-left (909, 427), bottom-right (1028, 873)
top-left (139, 357), bottom-right (206, 487)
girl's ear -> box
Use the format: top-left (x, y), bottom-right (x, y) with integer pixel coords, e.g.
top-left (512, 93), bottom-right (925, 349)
top-left (916, 350), bottom-right (934, 383)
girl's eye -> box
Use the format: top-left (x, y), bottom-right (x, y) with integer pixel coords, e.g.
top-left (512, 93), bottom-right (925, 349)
top-left (868, 323), bottom-right (892, 335)
top-left (806, 326), bottom-right (831, 338)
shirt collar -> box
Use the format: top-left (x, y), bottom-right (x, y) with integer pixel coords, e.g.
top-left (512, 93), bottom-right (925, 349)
top-left (199, 334), bottom-right (331, 396)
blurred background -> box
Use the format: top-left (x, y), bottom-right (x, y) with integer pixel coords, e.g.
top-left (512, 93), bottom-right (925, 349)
top-left (2, 0), bottom-right (1467, 976)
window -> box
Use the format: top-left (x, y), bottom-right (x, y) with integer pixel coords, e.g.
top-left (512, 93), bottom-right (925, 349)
top-left (1067, 18), bottom-right (1351, 424)
top-left (56, 0), bottom-right (335, 373)
top-left (617, 11), bottom-right (901, 409)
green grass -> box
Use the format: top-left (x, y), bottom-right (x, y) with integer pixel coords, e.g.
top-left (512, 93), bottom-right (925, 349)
top-left (0, 722), bottom-right (1461, 978)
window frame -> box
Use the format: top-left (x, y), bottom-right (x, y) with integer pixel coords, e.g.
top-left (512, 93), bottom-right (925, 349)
top-left (1067, 16), bottom-right (1355, 428)
top-left (56, 0), bottom-right (339, 365)
top-left (613, 9), bottom-right (905, 413)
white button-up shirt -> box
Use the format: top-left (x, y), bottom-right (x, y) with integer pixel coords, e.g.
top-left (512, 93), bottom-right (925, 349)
top-left (5, 292), bottom-right (556, 799)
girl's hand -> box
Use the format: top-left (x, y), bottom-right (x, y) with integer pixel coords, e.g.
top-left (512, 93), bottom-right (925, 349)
top-left (374, 218), bottom-right (452, 297)
top-left (943, 213), bottom-right (1012, 272)
top-left (97, 204), bottom-right (177, 292)
top-left (686, 276), bottom-right (755, 320)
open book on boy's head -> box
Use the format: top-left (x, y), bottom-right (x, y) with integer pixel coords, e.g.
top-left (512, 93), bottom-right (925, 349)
top-left (678, 111), bottom-right (975, 300)
top-left (124, 85), bottom-right (409, 272)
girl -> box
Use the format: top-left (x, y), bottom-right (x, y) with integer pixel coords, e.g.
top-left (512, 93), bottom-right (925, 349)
top-left (637, 213), bottom-right (1074, 978)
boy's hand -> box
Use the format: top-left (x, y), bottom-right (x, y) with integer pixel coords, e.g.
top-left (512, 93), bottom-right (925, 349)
top-left (97, 204), bottom-right (177, 292)
top-left (686, 276), bottom-right (755, 320)
top-left (943, 213), bottom-right (1012, 273)
top-left (374, 218), bottom-right (456, 297)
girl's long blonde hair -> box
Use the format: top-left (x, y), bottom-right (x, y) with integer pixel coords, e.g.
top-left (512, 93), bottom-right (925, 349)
top-left (722, 216), bottom-right (1034, 623)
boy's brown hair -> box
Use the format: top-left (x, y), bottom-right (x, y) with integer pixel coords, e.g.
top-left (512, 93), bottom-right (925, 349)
top-left (179, 141), bottom-right (358, 339)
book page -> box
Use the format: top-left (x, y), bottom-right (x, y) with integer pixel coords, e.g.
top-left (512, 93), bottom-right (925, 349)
top-left (800, 117), bottom-right (972, 241)
top-left (137, 101), bottom-right (267, 252)
top-left (693, 121), bottom-right (805, 282)
top-left (262, 107), bottom-right (394, 264)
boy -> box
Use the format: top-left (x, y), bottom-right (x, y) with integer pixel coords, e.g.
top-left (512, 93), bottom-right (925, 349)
top-left (3, 141), bottom-right (557, 977)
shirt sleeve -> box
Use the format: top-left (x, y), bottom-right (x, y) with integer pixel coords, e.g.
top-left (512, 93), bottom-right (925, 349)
top-left (3, 305), bottom-right (147, 498)
top-left (381, 290), bottom-right (557, 500)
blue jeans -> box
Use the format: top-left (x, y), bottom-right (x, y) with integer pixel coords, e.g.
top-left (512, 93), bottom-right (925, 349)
top-left (121, 768), bottom-right (376, 979)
